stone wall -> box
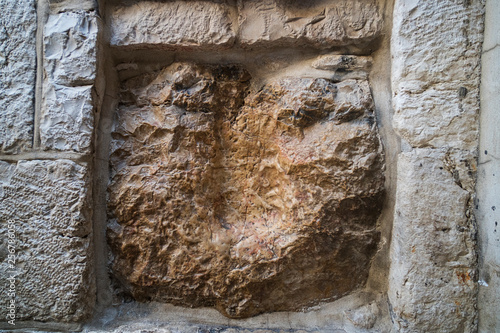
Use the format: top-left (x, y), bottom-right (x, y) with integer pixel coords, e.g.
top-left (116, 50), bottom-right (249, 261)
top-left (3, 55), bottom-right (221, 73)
top-left (0, 0), bottom-right (99, 330)
top-left (0, 0), bottom-right (495, 332)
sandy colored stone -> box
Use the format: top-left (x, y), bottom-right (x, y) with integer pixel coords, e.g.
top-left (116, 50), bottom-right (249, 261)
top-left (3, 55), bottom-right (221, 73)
top-left (0, 160), bottom-right (94, 322)
top-left (391, 0), bottom-right (484, 150)
top-left (44, 11), bottom-right (98, 85)
top-left (388, 149), bottom-right (477, 333)
top-left (108, 62), bottom-right (385, 318)
top-left (110, 1), bottom-right (235, 50)
top-left (0, 0), bottom-right (37, 153)
top-left (238, 0), bottom-right (381, 49)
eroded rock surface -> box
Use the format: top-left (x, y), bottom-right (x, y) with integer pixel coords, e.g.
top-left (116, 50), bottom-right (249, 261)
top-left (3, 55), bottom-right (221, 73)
top-left (40, 10), bottom-right (98, 153)
top-left (0, 160), bottom-right (94, 322)
top-left (108, 62), bottom-right (385, 318)
top-left (238, 0), bottom-right (382, 49)
top-left (110, 1), bottom-right (235, 49)
top-left (0, 0), bottom-right (37, 153)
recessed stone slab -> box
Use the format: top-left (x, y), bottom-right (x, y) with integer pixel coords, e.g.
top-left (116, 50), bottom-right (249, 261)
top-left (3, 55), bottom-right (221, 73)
top-left (238, 0), bottom-right (382, 49)
top-left (0, 160), bottom-right (94, 322)
top-left (107, 62), bottom-right (385, 318)
top-left (110, 1), bottom-right (235, 50)
top-left (388, 149), bottom-right (477, 332)
top-left (0, 0), bottom-right (37, 153)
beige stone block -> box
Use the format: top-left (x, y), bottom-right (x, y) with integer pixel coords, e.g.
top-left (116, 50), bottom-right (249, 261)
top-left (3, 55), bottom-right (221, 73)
top-left (0, 160), bottom-right (94, 322)
top-left (44, 11), bottom-right (98, 86)
top-left (391, 0), bottom-right (484, 150)
top-left (388, 149), bottom-right (477, 333)
top-left (238, 0), bottom-right (381, 49)
top-left (40, 84), bottom-right (94, 153)
top-left (110, 1), bottom-right (235, 50)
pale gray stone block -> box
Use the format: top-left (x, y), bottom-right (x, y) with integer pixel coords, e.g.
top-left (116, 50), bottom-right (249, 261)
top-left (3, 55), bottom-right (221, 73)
top-left (49, 0), bottom-right (97, 13)
top-left (238, 0), bottom-right (381, 49)
top-left (110, 1), bottom-right (235, 49)
top-left (40, 84), bottom-right (94, 153)
top-left (388, 149), bottom-right (477, 333)
top-left (0, 160), bottom-right (94, 322)
top-left (391, 0), bottom-right (484, 150)
top-left (0, 0), bottom-right (37, 153)
top-left (44, 11), bottom-right (98, 86)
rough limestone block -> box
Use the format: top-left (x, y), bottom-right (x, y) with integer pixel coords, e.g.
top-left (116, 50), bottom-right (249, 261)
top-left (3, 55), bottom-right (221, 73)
top-left (49, 0), bottom-right (96, 13)
top-left (108, 62), bottom-right (385, 318)
top-left (0, 0), bottom-right (37, 153)
top-left (44, 11), bottom-right (98, 86)
top-left (238, 0), bottom-right (381, 49)
top-left (110, 1), bottom-right (235, 50)
top-left (0, 160), bottom-right (94, 322)
top-left (312, 55), bottom-right (372, 72)
top-left (391, 0), bottom-right (484, 150)
top-left (40, 84), bottom-right (94, 152)
top-left (388, 149), bottom-right (477, 333)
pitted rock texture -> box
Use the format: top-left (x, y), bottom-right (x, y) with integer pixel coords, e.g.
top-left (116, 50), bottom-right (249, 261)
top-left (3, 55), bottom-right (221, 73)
top-left (41, 10), bottom-right (97, 153)
top-left (108, 62), bottom-right (385, 318)
top-left (0, 160), bottom-right (94, 322)
top-left (40, 84), bottom-right (94, 152)
top-left (391, 0), bottom-right (484, 150)
top-left (389, 149), bottom-right (477, 333)
top-left (109, 0), bottom-right (381, 51)
top-left (238, 0), bottom-right (382, 49)
top-left (44, 11), bottom-right (98, 86)
top-left (110, 1), bottom-right (235, 49)
top-left (0, 0), bottom-right (37, 153)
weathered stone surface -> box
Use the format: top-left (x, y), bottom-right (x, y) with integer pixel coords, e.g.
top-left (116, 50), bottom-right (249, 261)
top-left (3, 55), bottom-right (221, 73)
top-left (0, 0), bottom-right (37, 153)
top-left (40, 10), bottom-right (97, 153)
top-left (238, 0), bottom-right (381, 49)
top-left (49, 0), bottom-right (96, 13)
top-left (388, 149), bottom-right (477, 333)
top-left (40, 84), bottom-right (94, 152)
top-left (312, 55), bottom-right (372, 72)
top-left (44, 11), bottom-right (98, 86)
top-left (85, 323), bottom-right (313, 333)
top-left (108, 62), bottom-right (385, 318)
top-left (110, 1), bottom-right (235, 50)
top-left (391, 0), bottom-right (484, 150)
top-left (0, 160), bottom-right (94, 322)
top-left (345, 302), bottom-right (378, 329)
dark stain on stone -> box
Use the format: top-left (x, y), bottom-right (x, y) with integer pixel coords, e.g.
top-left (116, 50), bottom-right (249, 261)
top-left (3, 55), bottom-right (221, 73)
top-left (458, 87), bottom-right (468, 98)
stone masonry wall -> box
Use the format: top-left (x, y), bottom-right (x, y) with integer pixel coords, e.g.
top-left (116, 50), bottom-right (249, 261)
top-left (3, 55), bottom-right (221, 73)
top-left (0, 0), bottom-right (494, 332)
top-left (0, 0), bottom-right (99, 329)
